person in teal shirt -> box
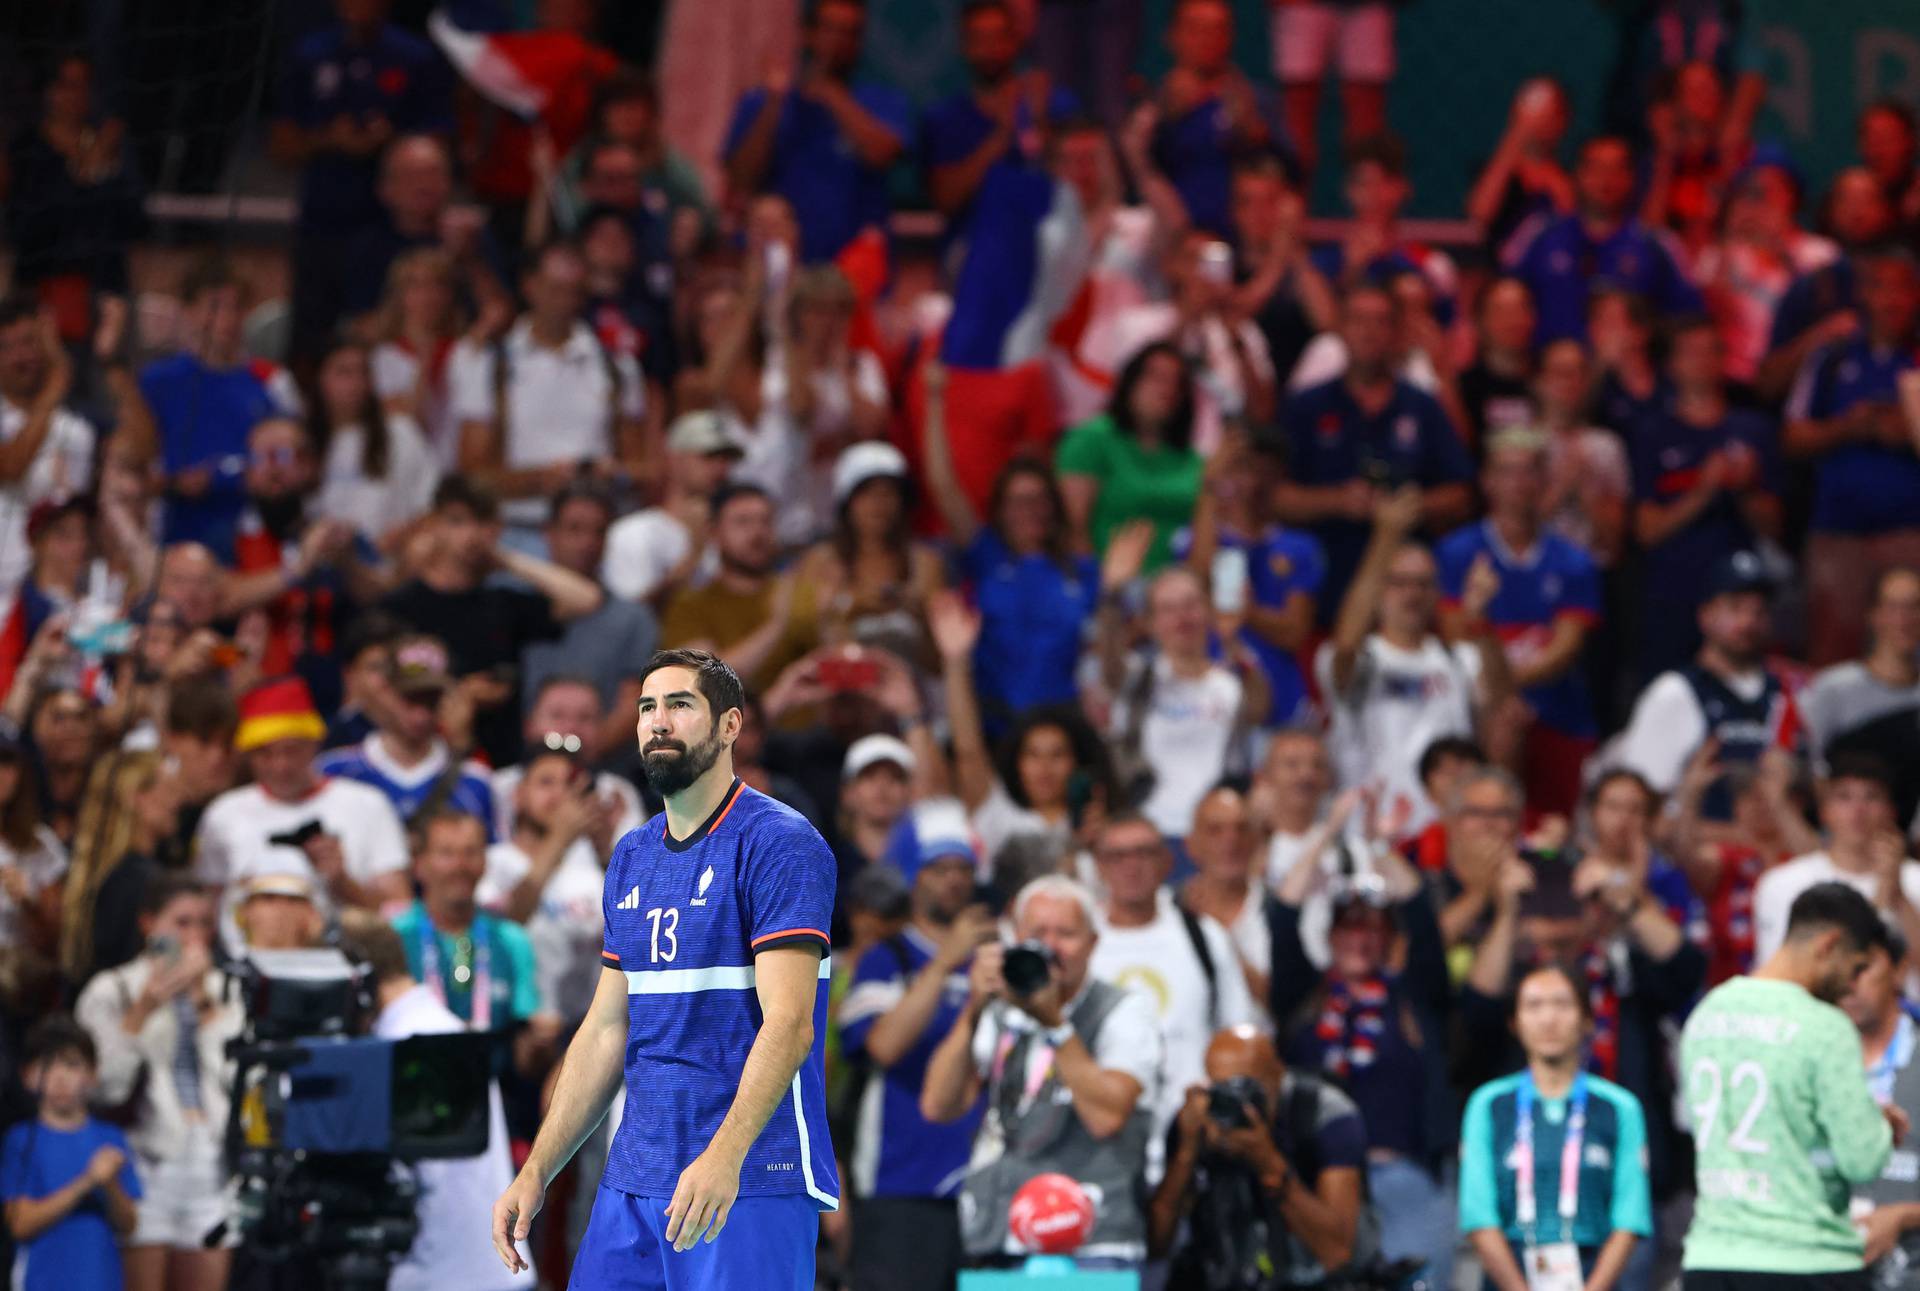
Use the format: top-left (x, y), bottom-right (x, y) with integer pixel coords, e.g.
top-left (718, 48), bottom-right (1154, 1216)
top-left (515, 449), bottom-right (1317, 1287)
top-left (1056, 340), bottom-right (1204, 571)
top-left (390, 809), bottom-right (540, 1028)
top-left (1460, 962), bottom-right (1651, 1291)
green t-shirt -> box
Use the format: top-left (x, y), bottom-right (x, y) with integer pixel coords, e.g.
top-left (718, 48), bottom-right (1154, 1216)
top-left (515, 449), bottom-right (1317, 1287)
top-left (391, 902), bottom-right (542, 1028)
top-left (1681, 976), bottom-right (1893, 1274)
top-left (1053, 413), bottom-right (1203, 572)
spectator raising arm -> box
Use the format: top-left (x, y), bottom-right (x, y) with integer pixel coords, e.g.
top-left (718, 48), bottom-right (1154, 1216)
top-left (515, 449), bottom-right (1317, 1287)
top-left (0, 314), bottom-right (70, 484)
top-left (804, 73), bottom-right (906, 170)
top-left (931, 593), bottom-right (994, 813)
top-left (494, 543), bottom-right (603, 621)
top-left (1117, 103), bottom-right (1192, 242)
top-left (1324, 486), bottom-right (1423, 695)
top-left (1094, 520), bottom-right (1158, 696)
top-left (863, 905), bottom-right (998, 1068)
top-left (919, 364), bottom-right (980, 545)
top-left (725, 72), bottom-right (789, 197)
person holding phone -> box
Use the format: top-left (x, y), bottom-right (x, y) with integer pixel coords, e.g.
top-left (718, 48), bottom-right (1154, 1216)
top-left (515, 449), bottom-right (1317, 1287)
top-left (1458, 963), bottom-right (1651, 1291)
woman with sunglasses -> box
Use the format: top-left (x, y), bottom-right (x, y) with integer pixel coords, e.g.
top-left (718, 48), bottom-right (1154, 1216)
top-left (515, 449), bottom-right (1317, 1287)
top-left (1459, 963), bottom-right (1651, 1291)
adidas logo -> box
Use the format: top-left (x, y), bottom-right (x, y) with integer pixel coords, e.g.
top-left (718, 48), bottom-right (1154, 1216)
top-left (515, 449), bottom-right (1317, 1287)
top-left (616, 886), bottom-right (642, 910)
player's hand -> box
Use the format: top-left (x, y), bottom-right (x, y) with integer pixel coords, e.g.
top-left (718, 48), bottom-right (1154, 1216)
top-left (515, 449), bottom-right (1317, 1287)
top-left (492, 1169), bottom-right (545, 1274)
top-left (86, 1144), bottom-right (126, 1188)
top-left (1886, 1102), bottom-right (1911, 1146)
top-left (663, 1143), bottom-right (743, 1251)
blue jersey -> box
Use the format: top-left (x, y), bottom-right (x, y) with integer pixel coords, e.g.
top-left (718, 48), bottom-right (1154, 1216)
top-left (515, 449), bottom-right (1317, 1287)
top-left (1629, 403), bottom-right (1778, 589)
top-left (923, 87), bottom-right (1080, 233)
top-left (599, 779), bottom-right (839, 1208)
top-left (140, 353), bottom-right (299, 551)
top-left (839, 927), bottom-right (982, 1199)
top-left (1151, 89), bottom-right (1287, 239)
top-left (1171, 523), bottom-right (1326, 726)
top-left (316, 736), bottom-right (496, 838)
top-left (1504, 212), bottom-right (1701, 343)
top-left (1, 1118), bottom-right (143, 1291)
top-left (1785, 335), bottom-right (1920, 534)
top-left (723, 86), bottom-right (912, 264)
top-left (961, 528), bottom-right (1098, 726)
top-left (1282, 377), bottom-right (1472, 624)
top-left (1310, 241), bottom-right (1459, 326)
top-left (1436, 521), bottom-right (1601, 738)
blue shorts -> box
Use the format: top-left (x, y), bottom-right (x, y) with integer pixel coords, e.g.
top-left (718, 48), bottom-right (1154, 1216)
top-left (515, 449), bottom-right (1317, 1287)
top-left (568, 1186), bottom-right (817, 1290)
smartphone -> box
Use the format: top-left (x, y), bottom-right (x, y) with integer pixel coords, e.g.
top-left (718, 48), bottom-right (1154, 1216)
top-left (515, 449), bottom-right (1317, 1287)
top-left (817, 657), bottom-right (880, 692)
top-left (1211, 547), bottom-right (1249, 615)
top-left (1197, 240), bottom-right (1234, 287)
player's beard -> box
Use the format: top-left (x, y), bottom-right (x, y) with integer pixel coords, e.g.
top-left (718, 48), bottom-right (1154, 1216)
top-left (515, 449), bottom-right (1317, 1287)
top-left (641, 730), bottom-right (726, 797)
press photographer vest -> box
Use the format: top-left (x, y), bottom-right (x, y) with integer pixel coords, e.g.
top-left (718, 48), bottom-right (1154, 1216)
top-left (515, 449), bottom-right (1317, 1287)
top-left (958, 979), bottom-right (1152, 1260)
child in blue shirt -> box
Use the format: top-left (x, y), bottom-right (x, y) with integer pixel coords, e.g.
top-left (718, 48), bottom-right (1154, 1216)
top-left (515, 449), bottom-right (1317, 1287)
top-left (2, 1016), bottom-right (141, 1291)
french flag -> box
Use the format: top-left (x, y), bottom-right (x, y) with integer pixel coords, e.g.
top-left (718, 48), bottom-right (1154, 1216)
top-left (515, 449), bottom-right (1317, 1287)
top-left (939, 167), bottom-right (1090, 370)
top-left (428, 0), bottom-right (600, 121)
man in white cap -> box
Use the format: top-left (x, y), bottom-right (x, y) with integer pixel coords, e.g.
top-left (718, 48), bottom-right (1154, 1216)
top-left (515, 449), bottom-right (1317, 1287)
top-left (603, 411), bottom-right (743, 606)
top-left (233, 870), bottom-right (327, 952)
top-left (834, 734), bottom-right (919, 938)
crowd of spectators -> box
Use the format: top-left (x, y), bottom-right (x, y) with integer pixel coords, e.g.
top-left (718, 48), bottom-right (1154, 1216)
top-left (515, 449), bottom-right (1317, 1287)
top-left (5, 0), bottom-right (1920, 1289)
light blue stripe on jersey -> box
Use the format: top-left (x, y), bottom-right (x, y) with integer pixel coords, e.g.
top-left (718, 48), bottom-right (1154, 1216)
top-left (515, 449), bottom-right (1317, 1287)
top-left (623, 958), bottom-right (833, 995)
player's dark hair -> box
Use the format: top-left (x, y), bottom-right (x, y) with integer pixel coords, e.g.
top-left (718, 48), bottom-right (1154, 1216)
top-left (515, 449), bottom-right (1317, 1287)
top-left (638, 649), bottom-right (746, 724)
top-left (1824, 751), bottom-right (1897, 802)
top-left (1417, 736), bottom-right (1484, 787)
top-left (1785, 881), bottom-right (1891, 954)
top-left (1509, 962), bottom-right (1594, 1022)
top-left (23, 1014), bottom-right (96, 1070)
top-left (138, 871), bottom-right (206, 921)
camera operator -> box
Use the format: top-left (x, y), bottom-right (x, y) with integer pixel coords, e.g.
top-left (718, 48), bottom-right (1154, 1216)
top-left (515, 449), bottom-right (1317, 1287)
top-left (335, 912), bottom-right (532, 1291)
top-left (74, 872), bottom-right (243, 1291)
top-left (921, 875), bottom-right (1163, 1269)
top-left (1148, 1025), bottom-right (1373, 1290)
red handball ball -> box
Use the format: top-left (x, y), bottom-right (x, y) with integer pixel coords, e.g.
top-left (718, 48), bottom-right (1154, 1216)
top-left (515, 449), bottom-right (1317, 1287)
top-left (1008, 1172), bottom-right (1095, 1254)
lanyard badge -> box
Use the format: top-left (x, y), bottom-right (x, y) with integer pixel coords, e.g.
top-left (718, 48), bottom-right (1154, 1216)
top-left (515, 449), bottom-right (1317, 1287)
top-left (1514, 1073), bottom-right (1589, 1291)
top-left (419, 913), bottom-right (494, 1031)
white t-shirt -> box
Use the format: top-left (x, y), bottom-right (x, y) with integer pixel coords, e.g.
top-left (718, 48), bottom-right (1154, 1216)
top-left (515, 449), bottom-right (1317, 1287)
top-left (0, 826), bottom-right (68, 948)
top-left (1264, 823), bottom-right (1367, 971)
top-left (1752, 850), bottom-right (1920, 966)
top-left (0, 395), bottom-right (94, 615)
top-left (602, 507), bottom-right (715, 603)
top-left (1316, 634), bottom-right (1482, 834)
top-left (488, 768), bottom-right (644, 845)
top-left (447, 320), bottom-right (645, 524)
top-left (972, 780), bottom-right (1069, 866)
top-left (1613, 667), bottom-right (1772, 794)
top-left (1050, 205), bottom-right (1160, 428)
top-left (195, 779), bottom-right (410, 952)
top-left (372, 341), bottom-right (460, 470)
top-left (314, 412), bottom-right (440, 543)
top-left (1090, 896), bottom-right (1259, 1134)
top-left (479, 837), bottom-right (607, 1022)
top-left (1110, 655), bottom-right (1247, 840)
top-left (1798, 661), bottom-right (1920, 763)
top-left (970, 981), bottom-right (1163, 1107)
top-left (376, 984), bottom-right (535, 1291)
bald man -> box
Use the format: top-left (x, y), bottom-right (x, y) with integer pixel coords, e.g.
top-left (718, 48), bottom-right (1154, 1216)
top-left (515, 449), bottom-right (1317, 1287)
top-left (1149, 1025), bottom-right (1372, 1285)
top-left (156, 543), bottom-right (222, 630)
top-left (1180, 787), bottom-right (1273, 1016)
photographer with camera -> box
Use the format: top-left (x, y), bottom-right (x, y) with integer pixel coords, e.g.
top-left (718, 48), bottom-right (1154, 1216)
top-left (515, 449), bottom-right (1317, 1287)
top-left (921, 874), bottom-right (1163, 1268)
top-left (335, 912), bottom-right (532, 1291)
top-left (74, 872), bottom-right (242, 1291)
top-left (1149, 1024), bottom-right (1375, 1290)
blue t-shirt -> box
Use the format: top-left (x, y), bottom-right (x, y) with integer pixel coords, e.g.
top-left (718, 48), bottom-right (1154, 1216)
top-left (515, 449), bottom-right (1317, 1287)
top-left (1458, 1072), bottom-right (1652, 1249)
top-left (961, 528), bottom-right (1099, 725)
top-left (316, 738), bottom-right (496, 838)
top-left (1310, 242), bottom-right (1458, 326)
top-left (1768, 258), bottom-right (1855, 353)
top-left (599, 779), bottom-right (839, 1208)
top-left (722, 86), bottom-right (912, 264)
top-left (838, 927), bottom-right (983, 1198)
top-left (1151, 89), bottom-right (1287, 239)
top-left (1, 1118), bottom-right (142, 1291)
top-left (390, 902), bottom-right (541, 1028)
top-left (1505, 213), bottom-right (1702, 343)
top-left (275, 24), bottom-right (453, 234)
top-left (922, 86), bottom-right (1080, 230)
top-left (1282, 377), bottom-right (1473, 624)
top-left (1436, 521), bottom-right (1602, 738)
top-left (140, 353), bottom-right (298, 552)
top-left (1785, 335), bottom-right (1920, 534)
top-left (1171, 523), bottom-right (1326, 727)
top-left (1628, 403), bottom-right (1778, 605)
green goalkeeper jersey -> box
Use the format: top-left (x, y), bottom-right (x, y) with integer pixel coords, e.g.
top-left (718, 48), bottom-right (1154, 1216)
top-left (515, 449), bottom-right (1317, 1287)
top-left (1681, 976), bottom-right (1893, 1274)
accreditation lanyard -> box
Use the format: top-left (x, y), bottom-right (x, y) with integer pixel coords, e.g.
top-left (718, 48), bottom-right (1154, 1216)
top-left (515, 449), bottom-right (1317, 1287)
top-left (1514, 1073), bottom-right (1588, 1244)
top-left (419, 912), bottom-right (494, 1031)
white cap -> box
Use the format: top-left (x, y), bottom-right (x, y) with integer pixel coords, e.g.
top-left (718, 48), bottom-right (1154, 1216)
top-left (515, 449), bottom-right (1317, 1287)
top-left (843, 733), bottom-right (917, 779)
top-left (831, 441), bottom-right (910, 508)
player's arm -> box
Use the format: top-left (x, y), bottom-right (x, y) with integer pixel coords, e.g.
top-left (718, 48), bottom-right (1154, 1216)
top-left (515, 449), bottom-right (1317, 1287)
top-left (664, 945), bottom-right (822, 1251)
top-left (492, 964), bottom-right (630, 1274)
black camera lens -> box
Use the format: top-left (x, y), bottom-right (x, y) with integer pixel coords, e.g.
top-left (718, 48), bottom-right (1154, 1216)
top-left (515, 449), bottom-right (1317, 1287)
top-left (1001, 941), bottom-right (1054, 996)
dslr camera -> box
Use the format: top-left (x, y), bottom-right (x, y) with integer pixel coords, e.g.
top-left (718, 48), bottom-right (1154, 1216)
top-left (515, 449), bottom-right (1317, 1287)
top-left (1000, 940), bottom-right (1057, 997)
top-left (1206, 1075), bottom-right (1270, 1131)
